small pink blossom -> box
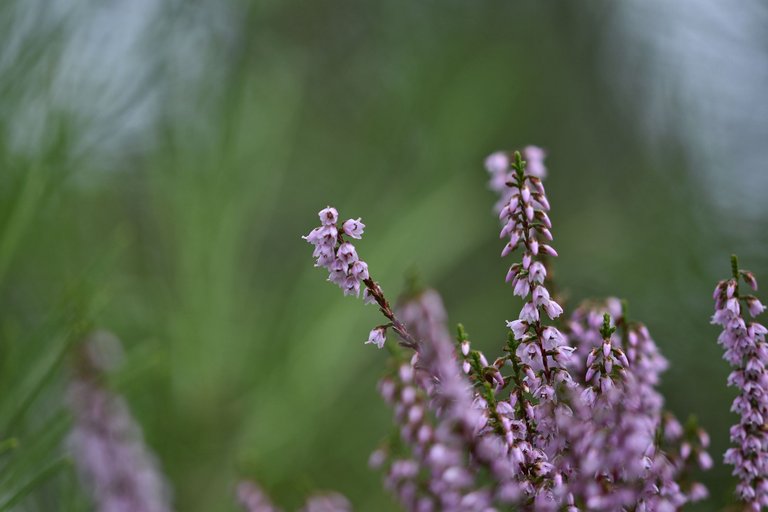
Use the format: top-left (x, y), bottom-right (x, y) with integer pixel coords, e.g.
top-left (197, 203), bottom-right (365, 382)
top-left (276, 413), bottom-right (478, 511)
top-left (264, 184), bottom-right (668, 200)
top-left (366, 326), bottom-right (387, 349)
top-left (342, 218), bottom-right (365, 239)
top-left (318, 206), bottom-right (338, 226)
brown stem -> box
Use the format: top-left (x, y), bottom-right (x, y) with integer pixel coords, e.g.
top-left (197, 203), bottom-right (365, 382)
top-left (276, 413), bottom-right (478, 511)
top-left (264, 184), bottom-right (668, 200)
top-left (363, 278), bottom-right (419, 351)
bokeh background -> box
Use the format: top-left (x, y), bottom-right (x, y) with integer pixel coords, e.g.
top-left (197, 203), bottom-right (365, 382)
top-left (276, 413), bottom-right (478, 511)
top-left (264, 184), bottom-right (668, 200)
top-left (0, 0), bottom-right (766, 510)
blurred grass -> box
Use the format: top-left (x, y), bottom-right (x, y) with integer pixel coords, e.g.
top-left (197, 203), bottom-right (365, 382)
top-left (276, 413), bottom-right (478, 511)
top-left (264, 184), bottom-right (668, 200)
top-left (0, 1), bottom-right (764, 510)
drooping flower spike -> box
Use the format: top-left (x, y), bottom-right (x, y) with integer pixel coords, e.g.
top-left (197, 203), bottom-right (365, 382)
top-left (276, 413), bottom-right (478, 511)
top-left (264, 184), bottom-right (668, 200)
top-left (303, 207), bottom-right (417, 350)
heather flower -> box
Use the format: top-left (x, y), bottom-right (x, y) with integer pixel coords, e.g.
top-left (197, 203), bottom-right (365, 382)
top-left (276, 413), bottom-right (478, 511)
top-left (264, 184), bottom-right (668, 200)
top-left (366, 326), bottom-right (387, 349)
top-left (566, 298), bottom-right (621, 375)
top-left (304, 207), bottom-right (419, 350)
top-left (319, 206), bottom-right (338, 226)
top-left (342, 218), bottom-right (365, 239)
top-left (488, 149), bottom-right (576, 507)
top-left (495, 150), bottom-right (569, 398)
top-left (303, 208), bottom-right (369, 300)
top-left (68, 331), bottom-right (172, 512)
top-left (557, 315), bottom-right (657, 510)
top-left (713, 256), bottom-right (768, 510)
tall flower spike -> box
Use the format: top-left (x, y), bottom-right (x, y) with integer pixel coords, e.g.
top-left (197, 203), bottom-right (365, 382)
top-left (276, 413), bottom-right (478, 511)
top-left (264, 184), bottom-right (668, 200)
top-left (493, 149), bottom-right (571, 508)
top-left (713, 255), bottom-right (768, 510)
top-left (68, 331), bottom-right (173, 512)
top-left (496, 150), bottom-right (569, 404)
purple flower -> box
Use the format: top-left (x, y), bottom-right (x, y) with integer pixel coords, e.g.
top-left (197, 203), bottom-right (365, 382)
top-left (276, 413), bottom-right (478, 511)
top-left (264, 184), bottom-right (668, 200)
top-left (342, 218), bottom-right (365, 239)
top-left (506, 319), bottom-right (528, 340)
top-left (349, 260), bottom-right (369, 280)
top-left (336, 243), bottom-right (358, 266)
top-left (319, 206), bottom-right (338, 226)
top-left (542, 299), bottom-right (563, 320)
top-left (366, 326), bottom-right (387, 349)
top-left (304, 206), bottom-right (372, 302)
top-left (746, 296), bottom-right (767, 317)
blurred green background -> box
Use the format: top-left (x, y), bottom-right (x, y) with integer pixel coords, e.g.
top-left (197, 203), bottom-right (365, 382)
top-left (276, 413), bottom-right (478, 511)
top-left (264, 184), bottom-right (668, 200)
top-left (0, 0), bottom-right (766, 510)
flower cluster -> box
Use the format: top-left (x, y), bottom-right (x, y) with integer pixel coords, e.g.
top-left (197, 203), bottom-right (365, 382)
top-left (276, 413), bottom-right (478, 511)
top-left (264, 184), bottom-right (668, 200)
top-left (305, 207), bottom-right (420, 351)
top-left (302, 147), bottom-right (727, 511)
top-left (713, 256), bottom-right (768, 510)
top-left (67, 331), bottom-right (173, 512)
top-left (303, 207), bottom-right (369, 299)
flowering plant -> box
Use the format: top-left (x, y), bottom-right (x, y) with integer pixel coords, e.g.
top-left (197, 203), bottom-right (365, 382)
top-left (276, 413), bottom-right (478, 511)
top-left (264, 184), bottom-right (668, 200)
top-left (297, 146), bottom-right (766, 511)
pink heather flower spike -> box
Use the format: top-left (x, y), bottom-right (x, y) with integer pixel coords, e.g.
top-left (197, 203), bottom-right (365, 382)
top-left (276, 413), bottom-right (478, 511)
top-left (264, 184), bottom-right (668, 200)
top-left (304, 206), bottom-right (418, 350)
top-left (714, 255), bottom-right (768, 510)
top-left (488, 148), bottom-right (575, 505)
top-left (68, 331), bottom-right (173, 512)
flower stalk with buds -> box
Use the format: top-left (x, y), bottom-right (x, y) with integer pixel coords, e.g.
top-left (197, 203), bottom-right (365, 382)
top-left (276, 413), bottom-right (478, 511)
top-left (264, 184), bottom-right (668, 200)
top-left (713, 255), bottom-right (768, 510)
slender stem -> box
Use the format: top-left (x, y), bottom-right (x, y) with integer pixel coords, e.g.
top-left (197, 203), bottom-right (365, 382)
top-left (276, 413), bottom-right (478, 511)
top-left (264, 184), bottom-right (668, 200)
top-left (333, 229), bottom-right (419, 351)
top-left (363, 278), bottom-right (419, 350)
